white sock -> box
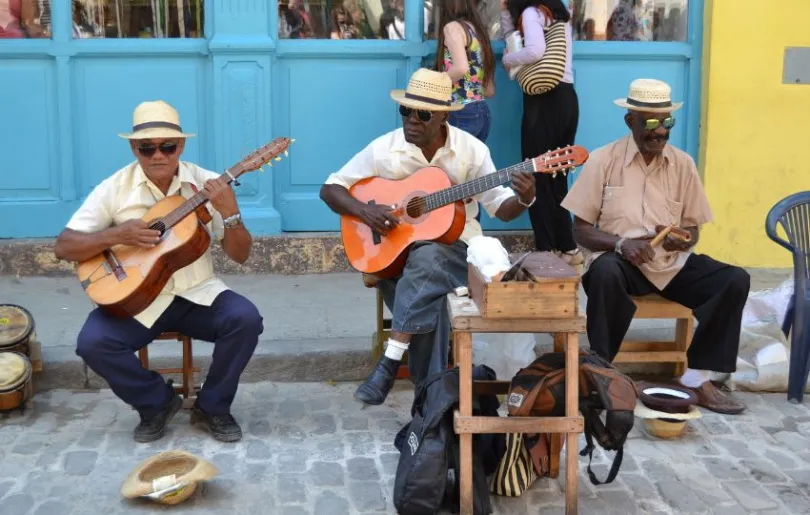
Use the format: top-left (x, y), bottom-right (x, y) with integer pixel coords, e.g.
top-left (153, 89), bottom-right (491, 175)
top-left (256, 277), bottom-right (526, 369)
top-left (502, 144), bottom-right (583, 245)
top-left (679, 368), bottom-right (711, 388)
top-left (384, 339), bottom-right (409, 361)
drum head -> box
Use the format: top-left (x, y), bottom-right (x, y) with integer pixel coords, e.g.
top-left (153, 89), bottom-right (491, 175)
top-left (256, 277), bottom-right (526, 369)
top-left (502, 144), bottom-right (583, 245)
top-left (0, 352), bottom-right (31, 392)
top-left (0, 304), bottom-right (34, 349)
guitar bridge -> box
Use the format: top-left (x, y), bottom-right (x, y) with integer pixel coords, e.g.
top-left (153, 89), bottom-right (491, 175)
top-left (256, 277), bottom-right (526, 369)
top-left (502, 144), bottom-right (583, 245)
top-left (103, 249), bottom-right (127, 282)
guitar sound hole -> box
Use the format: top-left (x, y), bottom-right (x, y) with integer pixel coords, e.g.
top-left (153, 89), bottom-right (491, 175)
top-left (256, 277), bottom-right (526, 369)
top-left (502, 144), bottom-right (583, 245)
top-left (149, 221), bottom-right (166, 237)
top-left (406, 197), bottom-right (426, 218)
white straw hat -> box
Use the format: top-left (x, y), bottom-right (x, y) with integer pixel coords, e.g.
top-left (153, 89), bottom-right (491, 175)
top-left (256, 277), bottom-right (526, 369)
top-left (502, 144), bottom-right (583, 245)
top-left (390, 68), bottom-right (463, 112)
top-left (119, 100), bottom-right (196, 140)
top-left (614, 78), bottom-right (683, 113)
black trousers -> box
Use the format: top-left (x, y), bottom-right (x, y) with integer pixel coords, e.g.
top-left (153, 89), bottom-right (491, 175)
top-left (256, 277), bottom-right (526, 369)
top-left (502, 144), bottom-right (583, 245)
top-left (521, 82), bottom-right (579, 253)
top-left (581, 252), bottom-right (751, 373)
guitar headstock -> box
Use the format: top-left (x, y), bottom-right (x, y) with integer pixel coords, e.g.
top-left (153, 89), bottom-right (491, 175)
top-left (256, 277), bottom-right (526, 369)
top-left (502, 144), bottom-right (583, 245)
top-left (530, 145), bottom-right (589, 177)
top-left (231, 137), bottom-right (294, 177)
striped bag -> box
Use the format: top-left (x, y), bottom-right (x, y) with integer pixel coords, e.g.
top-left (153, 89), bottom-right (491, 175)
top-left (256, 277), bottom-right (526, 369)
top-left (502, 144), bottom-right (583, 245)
top-left (515, 21), bottom-right (568, 96)
top-left (489, 432), bottom-right (537, 497)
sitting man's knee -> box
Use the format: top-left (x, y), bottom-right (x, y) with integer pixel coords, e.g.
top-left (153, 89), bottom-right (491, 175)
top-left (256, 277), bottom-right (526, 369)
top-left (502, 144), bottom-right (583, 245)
top-left (226, 297), bottom-right (264, 336)
top-left (76, 323), bottom-right (104, 362)
top-left (586, 253), bottom-right (624, 284)
top-left (727, 266), bottom-right (751, 296)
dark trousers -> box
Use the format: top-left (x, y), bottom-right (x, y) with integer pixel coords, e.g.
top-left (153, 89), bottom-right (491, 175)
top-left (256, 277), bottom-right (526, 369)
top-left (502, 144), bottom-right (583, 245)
top-left (521, 82), bottom-right (579, 253)
top-left (582, 252), bottom-right (750, 373)
top-left (76, 290), bottom-right (263, 416)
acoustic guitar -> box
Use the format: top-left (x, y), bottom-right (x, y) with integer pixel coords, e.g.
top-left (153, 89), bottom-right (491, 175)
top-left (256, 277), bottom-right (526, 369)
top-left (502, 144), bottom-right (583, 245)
top-left (340, 145), bottom-right (589, 279)
top-left (77, 137), bottom-right (292, 318)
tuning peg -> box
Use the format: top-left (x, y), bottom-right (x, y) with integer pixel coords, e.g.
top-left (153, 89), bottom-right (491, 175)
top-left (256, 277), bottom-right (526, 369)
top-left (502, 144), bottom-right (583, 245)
top-left (552, 171), bottom-right (557, 178)
top-left (275, 156), bottom-right (282, 161)
top-left (291, 138), bottom-right (296, 143)
top-left (284, 150), bottom-right (289, 157)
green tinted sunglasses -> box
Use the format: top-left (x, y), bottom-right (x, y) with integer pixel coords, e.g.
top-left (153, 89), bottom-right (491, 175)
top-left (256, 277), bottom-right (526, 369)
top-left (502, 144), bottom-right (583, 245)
top-left (644, 116), bottom-right (676, 131)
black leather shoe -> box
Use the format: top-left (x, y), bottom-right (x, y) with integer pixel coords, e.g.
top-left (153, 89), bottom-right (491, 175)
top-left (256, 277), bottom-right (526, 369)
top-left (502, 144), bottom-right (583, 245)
top-left (354, 355), bottom-right (399, 406)
top-left (134, 392), bottom-right (183, 443)
top-left (191, 403), bottom-right (243, 443)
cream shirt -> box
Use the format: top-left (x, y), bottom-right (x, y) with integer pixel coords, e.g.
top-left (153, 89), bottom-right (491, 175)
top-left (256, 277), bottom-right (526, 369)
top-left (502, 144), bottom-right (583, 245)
top-left (324, 124), bottom-right (515, 244)
top-left (561, 134), bottom-right (714, 290)
top-left (66, 161), bottom-right (229, 328)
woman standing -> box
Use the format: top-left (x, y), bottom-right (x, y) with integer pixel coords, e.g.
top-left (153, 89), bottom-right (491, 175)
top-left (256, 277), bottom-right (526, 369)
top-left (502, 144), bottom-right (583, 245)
top-left (501, 0), bottom-right (581, 269)
top-left (435, 0), bottom-right (496, 143)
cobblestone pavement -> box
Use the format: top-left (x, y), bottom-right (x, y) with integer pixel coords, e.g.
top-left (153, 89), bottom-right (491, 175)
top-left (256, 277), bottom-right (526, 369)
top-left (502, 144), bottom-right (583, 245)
top-left (2, 382), bottom-right (810, 515)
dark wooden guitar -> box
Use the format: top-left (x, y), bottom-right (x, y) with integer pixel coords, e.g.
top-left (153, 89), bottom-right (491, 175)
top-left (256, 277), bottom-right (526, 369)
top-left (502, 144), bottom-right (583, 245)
top-left (340, 145), bottom-right (589, 279)
top-left (76, 137), bottom-right (292, 317)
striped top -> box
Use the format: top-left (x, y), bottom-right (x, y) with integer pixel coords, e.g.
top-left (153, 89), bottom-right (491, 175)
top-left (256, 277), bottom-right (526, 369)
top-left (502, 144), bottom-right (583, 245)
top-left (501, 7), bottom-right (574, 84)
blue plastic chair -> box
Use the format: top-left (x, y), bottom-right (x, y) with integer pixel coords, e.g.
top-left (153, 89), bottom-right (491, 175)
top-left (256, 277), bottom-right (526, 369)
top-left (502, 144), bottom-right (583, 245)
top-left (765, 191), bottom-right (810, 403)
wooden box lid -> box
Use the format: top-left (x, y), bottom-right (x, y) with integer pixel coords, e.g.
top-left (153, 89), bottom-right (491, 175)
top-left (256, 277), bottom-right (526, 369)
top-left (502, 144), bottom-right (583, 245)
top-left (508, 251), bottom-right (579, 283)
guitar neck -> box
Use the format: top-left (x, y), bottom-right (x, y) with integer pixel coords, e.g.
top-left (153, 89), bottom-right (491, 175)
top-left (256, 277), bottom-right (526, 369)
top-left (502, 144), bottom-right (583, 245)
top-left (158, 168), bottom-right (238, 230)
top-left (422, 160), bottom-right (536, 212)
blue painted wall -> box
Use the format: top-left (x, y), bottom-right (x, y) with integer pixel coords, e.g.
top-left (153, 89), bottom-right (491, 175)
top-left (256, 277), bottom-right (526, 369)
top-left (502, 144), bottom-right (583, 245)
top-left (0, 0), bottom-right (704, 238)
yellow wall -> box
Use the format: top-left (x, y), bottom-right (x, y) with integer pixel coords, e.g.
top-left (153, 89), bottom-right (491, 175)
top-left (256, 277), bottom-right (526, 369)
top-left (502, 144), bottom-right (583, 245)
top-left (699, 0), bottom-right (810, 268)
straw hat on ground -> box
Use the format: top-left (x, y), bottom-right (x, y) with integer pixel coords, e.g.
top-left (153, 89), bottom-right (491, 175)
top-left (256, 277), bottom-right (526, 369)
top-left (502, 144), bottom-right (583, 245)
top-left (118, 100), bottom-right (196, 140)
top-left (614, 78), bottom-right (683, 113)
top-left (390, 68), bottom-right (464, 112)
top-left (121, 450), bottom-right (218, 505)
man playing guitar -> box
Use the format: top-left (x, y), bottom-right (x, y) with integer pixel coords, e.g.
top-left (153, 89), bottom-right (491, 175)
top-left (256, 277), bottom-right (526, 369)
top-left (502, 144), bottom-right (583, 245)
top-left (54, 101), bottom-right (263, 443)
top-left (320, 68), bottom-right (536, 406)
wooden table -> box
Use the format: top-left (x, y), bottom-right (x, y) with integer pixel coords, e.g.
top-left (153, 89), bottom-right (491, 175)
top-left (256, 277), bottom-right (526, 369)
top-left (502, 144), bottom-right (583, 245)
top-left (447, 293), bottom-right (585, 515)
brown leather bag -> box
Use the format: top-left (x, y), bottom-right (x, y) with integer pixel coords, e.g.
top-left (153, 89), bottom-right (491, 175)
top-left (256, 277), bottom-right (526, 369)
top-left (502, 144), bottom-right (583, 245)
top-left (506, 350), bottom-right (638, 485)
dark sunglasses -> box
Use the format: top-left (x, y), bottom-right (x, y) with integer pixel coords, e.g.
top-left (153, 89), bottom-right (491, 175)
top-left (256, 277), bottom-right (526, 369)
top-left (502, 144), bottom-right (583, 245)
top-left (137, 142), bottom-right (178, 158)
top-left (643, 116), bottom-right (676, 131)
top-left (399, 105), bottom-right (432, 123)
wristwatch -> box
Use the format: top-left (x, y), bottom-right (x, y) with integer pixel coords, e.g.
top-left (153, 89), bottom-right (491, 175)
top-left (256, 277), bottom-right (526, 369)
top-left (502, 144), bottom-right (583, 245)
top-left (223, 212), bottom-right (243, 229)
top-left (518, 196), bottom-right (536, 208)
top-left (615, 237), bottom-right (626, 256)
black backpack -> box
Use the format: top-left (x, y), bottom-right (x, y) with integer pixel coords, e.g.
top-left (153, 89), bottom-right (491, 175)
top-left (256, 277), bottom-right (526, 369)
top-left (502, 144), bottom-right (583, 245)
top-left (393, 366), bottom-right (503, 514)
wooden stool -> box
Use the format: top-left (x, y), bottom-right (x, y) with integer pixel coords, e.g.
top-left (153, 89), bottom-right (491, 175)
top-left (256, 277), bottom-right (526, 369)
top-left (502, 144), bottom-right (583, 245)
top-left (138, 332), bottom-right (202, 408)
top-left (613, 294), bottom-right (694, 376)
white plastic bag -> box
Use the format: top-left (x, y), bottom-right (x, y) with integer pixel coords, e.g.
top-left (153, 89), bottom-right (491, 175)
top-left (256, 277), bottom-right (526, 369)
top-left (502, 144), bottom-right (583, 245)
top-left (471, 332), bottom-right (537, 382)
top-left (729, 278), bottom-right (810, 392)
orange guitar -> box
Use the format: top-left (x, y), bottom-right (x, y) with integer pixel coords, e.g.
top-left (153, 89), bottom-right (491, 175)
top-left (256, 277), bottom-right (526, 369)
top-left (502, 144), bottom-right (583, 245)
top-left (340, 145), bottom-right (589, 279)
top-left (76, 137), bottom-right (293, 318)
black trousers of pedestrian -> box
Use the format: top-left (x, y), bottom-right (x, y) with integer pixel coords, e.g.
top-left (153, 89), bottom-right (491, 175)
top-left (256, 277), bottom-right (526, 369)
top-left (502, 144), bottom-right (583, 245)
top-left (581, 252), bottom-right (751, 373)
top-left (521, 82), bottom-right (579, 253)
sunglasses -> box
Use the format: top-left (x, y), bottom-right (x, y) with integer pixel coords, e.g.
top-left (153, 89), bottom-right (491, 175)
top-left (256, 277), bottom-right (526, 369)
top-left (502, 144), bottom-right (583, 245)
top-left (399, 105), bottom-right (432, 123)
top-left (643, 116), bottom-right (676, 131)
top-left (137, 142), bottom-right (178, 158)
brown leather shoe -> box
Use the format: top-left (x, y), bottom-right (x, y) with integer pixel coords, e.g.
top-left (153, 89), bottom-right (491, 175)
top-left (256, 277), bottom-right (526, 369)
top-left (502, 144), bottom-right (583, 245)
top-left (688, 381), bottom-right (746, 415)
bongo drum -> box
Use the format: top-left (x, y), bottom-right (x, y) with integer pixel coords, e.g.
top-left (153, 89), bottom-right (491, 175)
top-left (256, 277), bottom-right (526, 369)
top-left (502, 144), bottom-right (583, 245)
top-left (0, 304), bottom-right (36, 357)
top-left (0, 351), bottom-right (33, 412)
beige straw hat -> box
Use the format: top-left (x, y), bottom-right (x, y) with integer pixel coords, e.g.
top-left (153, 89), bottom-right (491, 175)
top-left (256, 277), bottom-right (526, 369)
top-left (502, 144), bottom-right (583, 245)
top-left (121, 450), bottom-right (218, 505)
top-left (390, 68), bottom-right (463, 112)
top-left (614, 78), bottom-right (683, 113)
top-left (118, 100), bottom-right (196, 140)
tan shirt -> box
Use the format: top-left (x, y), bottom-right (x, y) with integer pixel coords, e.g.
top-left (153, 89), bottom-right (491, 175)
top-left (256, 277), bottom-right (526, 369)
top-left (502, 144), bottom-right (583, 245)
top-left (561, 134), bottom-right (714, 290)
top-left (324, 124), bottom-right (515, 244)
top-left (66, 161), bottom-right (228, 328)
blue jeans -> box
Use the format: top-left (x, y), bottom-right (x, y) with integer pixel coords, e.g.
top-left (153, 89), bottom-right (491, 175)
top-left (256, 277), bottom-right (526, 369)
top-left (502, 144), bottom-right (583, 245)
top-left (449, 100), bottom-right (491, 143)
top-left (377, 241), bottom-right (468, 383)
top-left (76, 291), bottom-right (263, 416)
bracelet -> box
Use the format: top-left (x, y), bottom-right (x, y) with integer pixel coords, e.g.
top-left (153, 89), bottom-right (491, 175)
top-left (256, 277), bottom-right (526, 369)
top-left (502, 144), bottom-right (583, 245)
top-left (518, 196), bottom-right (536, 208)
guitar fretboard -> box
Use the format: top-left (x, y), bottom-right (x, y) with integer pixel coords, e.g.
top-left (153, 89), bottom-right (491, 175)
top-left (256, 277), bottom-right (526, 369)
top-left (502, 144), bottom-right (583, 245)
top-left (423, 159), bottom-right (536, 212)
top-left (151, 171), bottom-right (236, 231)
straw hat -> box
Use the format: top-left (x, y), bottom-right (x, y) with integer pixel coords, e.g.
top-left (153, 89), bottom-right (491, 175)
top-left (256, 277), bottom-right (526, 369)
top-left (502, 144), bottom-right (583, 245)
top-left (121, 450), bottom-right (218, 505)
top-left (118, 100), bottom-right (196, 140)
top-left (390, 68), bottom-right (463, 112)
top-left (614, 78), bottom-right (683, 113)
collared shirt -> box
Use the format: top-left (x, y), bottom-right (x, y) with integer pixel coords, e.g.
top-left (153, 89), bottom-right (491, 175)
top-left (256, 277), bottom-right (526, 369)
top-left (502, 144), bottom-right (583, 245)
top-left (66, 161), bottom-right (228, 328)
top-left (324, 124), bottom-right (515, 244)
top-left (561, 134), bottom-right (714, 290)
